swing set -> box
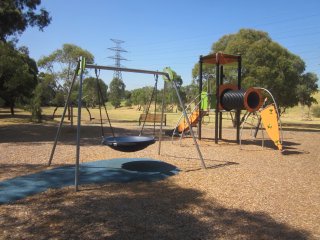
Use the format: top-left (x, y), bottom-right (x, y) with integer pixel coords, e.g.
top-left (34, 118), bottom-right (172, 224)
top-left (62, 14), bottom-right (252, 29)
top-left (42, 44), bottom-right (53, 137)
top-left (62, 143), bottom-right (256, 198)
top-left (48, 57), bottom-right (206, 191)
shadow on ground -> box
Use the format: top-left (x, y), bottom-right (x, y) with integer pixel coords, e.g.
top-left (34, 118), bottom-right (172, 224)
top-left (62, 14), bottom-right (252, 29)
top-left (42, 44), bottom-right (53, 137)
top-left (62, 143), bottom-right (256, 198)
top-left (0, 180), bottom-right (311, 239)
top-left (0, 123), bottom-right (166, 145)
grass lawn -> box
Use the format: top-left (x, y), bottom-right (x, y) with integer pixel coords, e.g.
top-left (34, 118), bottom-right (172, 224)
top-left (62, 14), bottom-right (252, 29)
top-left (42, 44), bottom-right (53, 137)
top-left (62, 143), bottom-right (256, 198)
top-left (1, 92), bottom-right (319, 131)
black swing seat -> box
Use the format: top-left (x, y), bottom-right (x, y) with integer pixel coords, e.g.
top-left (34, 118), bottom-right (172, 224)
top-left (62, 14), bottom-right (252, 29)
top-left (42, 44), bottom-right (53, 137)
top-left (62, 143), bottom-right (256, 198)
top-left (102, 136), bottom-right (155, 152)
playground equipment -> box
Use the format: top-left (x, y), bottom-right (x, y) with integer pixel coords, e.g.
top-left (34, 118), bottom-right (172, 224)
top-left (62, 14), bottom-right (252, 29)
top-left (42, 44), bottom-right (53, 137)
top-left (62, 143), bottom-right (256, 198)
top-left (173, 92), bottom-right (209, 136)
top-left (49, 57), bottom-right (207, 191)
top-left (197, 52), bottom-right (283, 150)
top-left (94, 67), bottom-right (158, 152)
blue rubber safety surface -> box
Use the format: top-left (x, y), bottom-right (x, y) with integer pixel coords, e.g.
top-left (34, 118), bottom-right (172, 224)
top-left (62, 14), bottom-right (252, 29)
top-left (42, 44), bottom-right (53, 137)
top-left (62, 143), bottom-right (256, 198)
top-left (0, 158), bottom-right (179, 204)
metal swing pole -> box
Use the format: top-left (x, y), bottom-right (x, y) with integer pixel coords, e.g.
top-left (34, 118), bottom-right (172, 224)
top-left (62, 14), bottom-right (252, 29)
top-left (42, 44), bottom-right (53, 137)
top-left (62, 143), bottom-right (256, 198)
top-left (139, 75), bottom-right (158, 136)
top-left (48, 61), bottom-right (80, 166)
top-left (171, 79), bottom-right (206, 169)
top-left (158, 80), bottom-right (166, 155)
top-left (153, 75), bottom-right (158, 136)
top-left (75, 57), bottom-right (85, 191)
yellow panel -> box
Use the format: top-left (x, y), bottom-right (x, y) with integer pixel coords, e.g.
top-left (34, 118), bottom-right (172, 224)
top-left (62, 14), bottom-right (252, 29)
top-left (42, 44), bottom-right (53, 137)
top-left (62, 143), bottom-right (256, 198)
top-left (260, 104), bottom-right (282, 150)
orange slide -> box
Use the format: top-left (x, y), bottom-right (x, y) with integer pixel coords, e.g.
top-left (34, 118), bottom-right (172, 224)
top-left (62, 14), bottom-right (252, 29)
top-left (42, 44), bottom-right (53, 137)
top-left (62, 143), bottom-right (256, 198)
top-left (177, 111), bottom-right (202, 133)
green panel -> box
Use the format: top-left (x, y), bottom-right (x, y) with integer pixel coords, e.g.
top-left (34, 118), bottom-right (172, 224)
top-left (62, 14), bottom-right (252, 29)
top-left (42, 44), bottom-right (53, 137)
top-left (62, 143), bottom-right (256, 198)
top-left (163, 67), bottom-right (174, 82)
top-left (78, 56), bottom-right (86, 75)
top-left (201, 91), bottom-right (208, 110)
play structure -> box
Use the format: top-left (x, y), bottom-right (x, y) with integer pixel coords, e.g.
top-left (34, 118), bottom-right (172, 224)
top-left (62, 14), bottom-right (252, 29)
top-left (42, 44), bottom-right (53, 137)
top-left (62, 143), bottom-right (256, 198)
top-left (49, 57), bottom-right (207, 191)
top-left (48, 51), bottom-right (285, 190)
top-left (174, 52), bottom-right (283, 151)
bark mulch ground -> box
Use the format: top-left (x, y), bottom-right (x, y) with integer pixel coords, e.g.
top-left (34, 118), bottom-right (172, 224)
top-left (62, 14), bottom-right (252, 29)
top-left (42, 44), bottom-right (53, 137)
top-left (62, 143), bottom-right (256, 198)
top-left (0, 122), bottom-right (319, 239)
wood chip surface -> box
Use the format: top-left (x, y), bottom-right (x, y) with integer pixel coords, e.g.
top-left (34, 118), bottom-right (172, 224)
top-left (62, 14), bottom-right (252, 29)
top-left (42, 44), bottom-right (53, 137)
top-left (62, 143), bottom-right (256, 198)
top-left (0, 123), bottom-right (319, 239)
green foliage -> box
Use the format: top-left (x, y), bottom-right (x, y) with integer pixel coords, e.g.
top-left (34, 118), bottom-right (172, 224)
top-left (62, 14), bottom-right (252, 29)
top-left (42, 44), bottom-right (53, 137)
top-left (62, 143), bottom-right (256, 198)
top-left (181, 83), bottom-right (199, 103)
top-left (38, 43), bottom-right (94, 90)
top-left (0, 42), bottom-right (38, 115)
top-left (124, 98), bottom-right (132, 107)
top-left (124, 90), bottom-right (132, 107)
top-left (193, 28), bottom-right (311, 111)
top-left (296, 72), bottom-right (318, 107)
top-left (52, 90), bottom-right (65, 107)
top-left (131, 87), bottom-right (154, 110)
top-left (29, 83), bottom-right (43, 122)
top-left (0, 0), bottom-right (51, 41)
top-left (311, 105), bottom-right (320, 118)
top-left (83, 77), bottom-right (108, 107)
top-left (109, 77), bottom-right (125, 108)
top-left (37, 72), bottom-right (56, 105)
top-left (165, 69), bottom-right (186, 111)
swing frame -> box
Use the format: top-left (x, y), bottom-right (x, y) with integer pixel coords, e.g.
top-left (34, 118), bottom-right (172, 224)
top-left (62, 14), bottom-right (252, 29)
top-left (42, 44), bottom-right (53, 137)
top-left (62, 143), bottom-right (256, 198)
top-left (48, 57), bottom-right (206, 191)
top-left (94, 68), bottom-right (159, 151)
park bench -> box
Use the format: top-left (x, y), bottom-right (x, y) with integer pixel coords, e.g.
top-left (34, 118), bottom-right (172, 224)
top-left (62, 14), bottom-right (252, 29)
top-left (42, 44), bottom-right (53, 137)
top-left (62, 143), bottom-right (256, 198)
top-left (138, 113), bottom-right (166, 126)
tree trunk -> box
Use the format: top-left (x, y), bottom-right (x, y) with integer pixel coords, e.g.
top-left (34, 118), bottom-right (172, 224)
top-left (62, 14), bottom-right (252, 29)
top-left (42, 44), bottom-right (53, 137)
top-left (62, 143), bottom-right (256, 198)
top-left (10, 103), bottom-right (15, 116)
top-left (70, 104), bottom-right (73, 127)
top-left (52, 106), bottom-right (59, 119)
top-left (301, 104), bottom-right (305, 120)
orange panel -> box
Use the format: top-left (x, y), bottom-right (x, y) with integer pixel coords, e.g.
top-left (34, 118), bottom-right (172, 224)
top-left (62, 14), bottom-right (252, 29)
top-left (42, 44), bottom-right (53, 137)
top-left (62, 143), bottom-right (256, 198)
top-left (177, 111), bottom-right (200, 133)
top-left (260, 104), bottom-right (282, 151)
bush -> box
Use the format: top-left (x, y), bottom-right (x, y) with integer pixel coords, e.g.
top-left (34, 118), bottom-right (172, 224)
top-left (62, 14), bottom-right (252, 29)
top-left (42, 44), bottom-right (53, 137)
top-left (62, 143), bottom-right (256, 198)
top-left (311, 105), bottom-right (320, 118)
top-left (124, 99), bottom-right (132, 107)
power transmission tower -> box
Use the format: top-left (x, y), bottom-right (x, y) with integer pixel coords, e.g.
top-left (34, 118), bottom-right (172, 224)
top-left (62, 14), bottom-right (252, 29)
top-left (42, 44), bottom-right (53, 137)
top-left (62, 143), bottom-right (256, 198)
top-left (108, 39), bottom-right (127, 80)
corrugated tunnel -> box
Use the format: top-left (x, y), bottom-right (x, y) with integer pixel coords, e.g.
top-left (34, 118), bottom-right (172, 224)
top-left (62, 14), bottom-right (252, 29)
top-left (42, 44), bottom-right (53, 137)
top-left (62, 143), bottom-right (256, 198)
top-left (219, 84), bottom-right (263, 112)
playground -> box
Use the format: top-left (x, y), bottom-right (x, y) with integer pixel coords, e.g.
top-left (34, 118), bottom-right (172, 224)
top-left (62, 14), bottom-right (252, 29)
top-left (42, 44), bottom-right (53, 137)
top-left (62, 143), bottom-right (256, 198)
top-left (0, 108), bottom-right (320, 239)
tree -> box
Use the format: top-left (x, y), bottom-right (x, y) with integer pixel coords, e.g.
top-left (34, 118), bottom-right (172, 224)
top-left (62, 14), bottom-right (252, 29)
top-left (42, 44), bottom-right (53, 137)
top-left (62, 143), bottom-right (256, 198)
top-left (0, 0), bottom-right (51, 42)
top-left (109, 77), bottom-right (125, 108)
top-left (131, 87), bottom-right (154, 111)
top-left (0, 42), bottom-right (38, 115)
top-left (296, 72), bottom-right (318, 119)
top-left (124, 90), bottom-right (132, 107)
top-left (37, 72), bottom-right (56, 105)
top-left (38, 44), bottom-right (94, 89)
top-left (165, 69), bottom-right (186, 112)
top-left (192, 29), bottom-right (309, 112)
top-left (83, 77), bottom-right (108, 108)
top-left (38, 44), bottom-right (94, 123)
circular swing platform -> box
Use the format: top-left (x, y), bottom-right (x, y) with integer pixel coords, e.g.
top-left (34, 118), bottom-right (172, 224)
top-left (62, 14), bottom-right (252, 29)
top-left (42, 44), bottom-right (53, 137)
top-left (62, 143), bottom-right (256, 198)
top-left (102, 136), bottom-right (155, 152)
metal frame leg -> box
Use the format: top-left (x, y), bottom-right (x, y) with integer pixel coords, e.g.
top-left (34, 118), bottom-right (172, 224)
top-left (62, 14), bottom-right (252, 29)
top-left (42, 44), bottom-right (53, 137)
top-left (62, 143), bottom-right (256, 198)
top-left (48, 62), bottom-right (80, 166)
top-left (171, 80), bottom-right (206, 169)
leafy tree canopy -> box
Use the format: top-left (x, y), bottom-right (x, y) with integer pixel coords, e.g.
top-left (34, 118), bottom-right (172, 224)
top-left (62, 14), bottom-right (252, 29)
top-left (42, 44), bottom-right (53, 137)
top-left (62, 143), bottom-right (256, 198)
top-left (83, 77), bottom-right (108, 108)
top-left (296, 72), bottom-right (318, 107)
top-left (131, 86), bottom-right (154, 110)
top-left (38, 43), bottom-right (94, 89)
top-left (0, 0), bottom-right (51, 42)
top-left (0, 42), bottom-right (38, 114)
top-left (192, 28), bottom-right (313, 111)
top-left (109, 77), bottom-right (125, 108)
top-left (165, 69), bottom-right (186, 111)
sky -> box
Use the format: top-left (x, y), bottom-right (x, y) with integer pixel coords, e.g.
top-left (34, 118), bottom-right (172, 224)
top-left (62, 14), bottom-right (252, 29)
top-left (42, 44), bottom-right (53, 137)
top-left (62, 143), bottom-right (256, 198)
top-left (19, 0), bottom-right (320, 90)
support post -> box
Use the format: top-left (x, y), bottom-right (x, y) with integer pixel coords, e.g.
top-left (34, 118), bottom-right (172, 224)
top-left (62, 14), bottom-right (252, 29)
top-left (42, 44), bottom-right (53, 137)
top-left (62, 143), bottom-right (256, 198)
top-left (158, 80), bottom-right (166, 155)
top-left (75, 57), bottom-right (85, 191)
top-left (236, 56), bottom-right (242, 143)
top-left (215, 62), bottom-right (220, 144)
top-left (171, 79), bottom-right (206, 169)
top-left (198, 56), bottom-right (203, 140)
top-left (219, 65), bottom-right (224, 140)
top-left (48, 61), bottom-right (80, 166)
